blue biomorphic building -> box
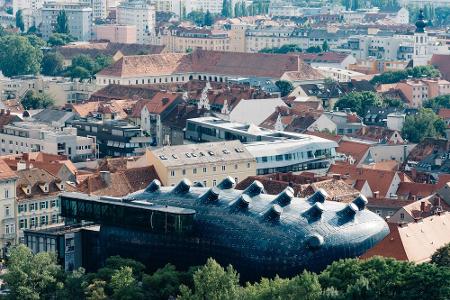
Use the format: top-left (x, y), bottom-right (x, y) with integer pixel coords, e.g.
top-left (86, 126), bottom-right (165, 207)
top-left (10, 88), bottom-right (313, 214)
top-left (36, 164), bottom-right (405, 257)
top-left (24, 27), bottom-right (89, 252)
top-left (55, 177), bottom-right (389, 280)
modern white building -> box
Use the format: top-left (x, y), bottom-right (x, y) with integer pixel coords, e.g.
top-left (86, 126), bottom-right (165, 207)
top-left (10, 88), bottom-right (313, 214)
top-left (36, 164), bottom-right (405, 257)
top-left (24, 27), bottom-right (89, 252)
top-left (41, 2), bottom-right (93, 41)
top-left (0, 122), bottom-right (96, 161)
top-left (117, 0), bottom-right (156, 44)
top-left (313, 67), bottom-right (365, 83)
top-left (185, 117), bottom-right (338, 175)
top-left (183, 0), bottom-right (224, 14)
top-left (80, 0), bottom-right (107, 19)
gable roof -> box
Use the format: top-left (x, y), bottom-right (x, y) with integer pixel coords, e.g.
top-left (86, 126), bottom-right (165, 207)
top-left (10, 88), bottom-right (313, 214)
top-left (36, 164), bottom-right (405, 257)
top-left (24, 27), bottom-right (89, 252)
top-left (362, 213), bottom-right (450, 263)
top-left (77, 166), bottom-right (160, 196)
top-left (143, 92), bottom-right (181, 114)
top-left (98, 49), bottom-right (323, 79)
top-left (328, 164), bottom-right (403, 198)
top-left (230, 98), bottom-right (287, 125)
top-left (336, 140), bottom-right (371, 164)
top-left (431, 54), bottom-right (450, 81)
top-left (0, 159), bottom-right (17, 181)
top-left (396, 182), bottom-right (438, 200)
top-left (16, 168), bottom-right (61, 200)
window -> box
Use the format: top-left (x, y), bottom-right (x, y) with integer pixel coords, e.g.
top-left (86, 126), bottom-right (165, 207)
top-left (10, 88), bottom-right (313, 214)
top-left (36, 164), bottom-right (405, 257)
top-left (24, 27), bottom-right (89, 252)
top-left (203, 180), bottom-right (207, 186)
top-left (400, 213), bottom-right (405, 220)
top-left (182, 169), bottom-right (186, 175)
top-left (19, 219), bottom-right (27, 229)
top-left (4, 189), bottom-right (9, 198)
top-left (40, 215), bottom-right (48, 226)
top-left (5, 224), bottom-right (9, 234)
top-left (193, 168), bottom-right (197, 174)
top-left (40, 201), bottom-right (48, 209)
top-left (234, 164), bottom-right (238, 170)
top-left (5, 206), bottom-right (9, 217)
top-left (51, 214), bottom-right (58, 224)
top-left (221, 165), bottom-right (226, 171)
top-left (213, 166), bottom-right (216, 172)
top-left (29, 203), bottom-right (36, 211)
top-left (213, 180), bottom-right (217, 186)
top-left (170, 170), bottom-right (175, 177)
top-left (18, 204), bottom-right (27, 213)
top-left (50, 200), bottom-right (56, 208)
top-left (247, 162), bottom-right (251, 168)
top-left (203, 167), bottom-right (207, 173)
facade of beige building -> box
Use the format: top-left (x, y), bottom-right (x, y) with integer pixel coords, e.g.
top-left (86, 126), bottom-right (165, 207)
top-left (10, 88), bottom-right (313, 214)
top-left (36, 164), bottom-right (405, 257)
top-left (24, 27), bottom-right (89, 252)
top-left (143, 140), bottom-right (257, 187)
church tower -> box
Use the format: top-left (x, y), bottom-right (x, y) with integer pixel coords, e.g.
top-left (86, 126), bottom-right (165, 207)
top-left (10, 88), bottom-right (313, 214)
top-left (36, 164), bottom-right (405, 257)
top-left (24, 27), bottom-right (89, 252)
top-left (413, 10), bottom-right (429, 67)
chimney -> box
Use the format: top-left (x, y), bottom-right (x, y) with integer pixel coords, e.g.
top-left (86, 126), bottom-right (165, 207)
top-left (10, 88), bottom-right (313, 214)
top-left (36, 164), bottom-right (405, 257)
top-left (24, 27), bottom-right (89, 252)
top-left (17, 160), bottom-right (27, 171)
top-left (420, 201), bottom-right (425, 212)
top-left (99, 171), bottom-right (112, 186)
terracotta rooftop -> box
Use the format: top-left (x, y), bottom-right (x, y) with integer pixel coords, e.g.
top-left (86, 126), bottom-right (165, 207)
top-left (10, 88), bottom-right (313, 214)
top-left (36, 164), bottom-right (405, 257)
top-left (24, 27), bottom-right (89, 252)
top-left (259, 106), bottom-right (322, 133)
top-left (305, 131), bottom-right (343, 143)
top-left (407, 138), bottom-right (450, 162)
top-left (362, 213), bottom-right (450, 263)
top-left (69, 99), bottom-right (137, 119)
top-left (77, 166), bottom-right (160, 197)
top-left (328, 164), bottom-right (408, 198)
top-left (16, 168), bottom-right (62, 201)
top-left (98, 49), bottom-right (323, 79)
top-left (142, 92), bottom-right (181, 114)
top-left (336, 140), bottom-right (371, 164)
top-left (396, 182), bottom-right (439, 200)
top-left (438, 108), bottom-right (450, 120)
top-left (351, 126), bottom-right (404, 144)
top-left (431, 54), bottom-right (450, 81)
top-left (0, 159), bottom-right (17, 181)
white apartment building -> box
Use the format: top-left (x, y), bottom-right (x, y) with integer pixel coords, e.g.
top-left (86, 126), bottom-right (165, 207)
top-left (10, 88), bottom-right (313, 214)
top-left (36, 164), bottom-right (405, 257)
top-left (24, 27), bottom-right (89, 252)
top-left (183, 0), bottom-right (223, 14)
top-left (313, 67), bottom-right (365, 83)
top-left (0, 122), bottom-right (95, 161)
top-left (0, 75), bottom-right (99, 106)
top-left (117, 0), bottom-right (156, 44)
top-left (0, 161), bottom-right (17, 256)
top-left (41, 2), bottom-right (93, 41)
top-left (80, 0), bottom-right (107, 19)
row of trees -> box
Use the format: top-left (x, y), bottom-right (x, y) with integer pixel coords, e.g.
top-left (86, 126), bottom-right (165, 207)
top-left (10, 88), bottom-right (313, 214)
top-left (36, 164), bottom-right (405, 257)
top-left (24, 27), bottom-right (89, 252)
top-left (5, 243), bottom-right (450, 299)
top-left (259, 41), bottom-right (329, 54)
top-left (221, 0), bottom-right (269, 18)
top-left (370, 66), bottom-right (441, 86)
top-left (333, 90), bottom-right (447, 143)
top-left (0, 32), bottom-right (112, 78)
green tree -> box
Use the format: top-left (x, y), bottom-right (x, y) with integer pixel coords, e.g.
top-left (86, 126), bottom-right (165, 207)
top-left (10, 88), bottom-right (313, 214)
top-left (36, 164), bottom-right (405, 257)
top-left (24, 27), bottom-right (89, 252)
top-left (243, 271), bottom-right (322, 300)
top-left (259, 44), bottom-right (302, 54)
top-left (55, 10), bottom-right (69, 34)
top-left (275, 80), bottom-right (294, 97)
top-left (57, 268), bottom-right (87, 299)
top-left (402, 108), bottom-right (445, 143)
top-left (85, 280), bottom-right (108, 300)
top-left (15, 9), bottom-right (24, 32)
top-left (334, 91), bottom-right (382, 116)
top-left (142, 263), bottom-right (195, 300)
top-left (424, 95), bottom-right (450, 110)
top-left (110, 266), bottom-right (144, 300)
top-left (48, 33), bottom-right (76, 46)
top-left (0, 35), bottom-right (43, 77)
top-left (42, 52), bottom-right (64, 76)
top-left (5, 7), bottom-right (13, 15)
top-left (204, 10), bottom-right (214, 26)
top-left (95, 55), bottom-right (113, 72)
top-left (431, 243), bottom-right (450, 267)
top-left (306, 46), bottom-right (322, 53)
top-left (322, 40), bottom-right (329, 52)
top-left (26, 34), bottom-right (46, 49)
top-left (383, 97), bottom-right (404, 108)
top-left (67, 54), bottom-right (98, 79)
top-left (3, 244), bottom-right (62, 300)
top-left (178, 258), bottom-right (241, 300)
top-left (370, 66), bottom-right (441, 85)
top-left (68, 66), bottom-right (90, 80)
top-left (21, 90), bottom-right (55, 109)
top-left (234, 2), bottom-right (242, 17)
top-left (221, 0), bottom-right (230, 17)
top-left (186, 11), bottom-right (205, 26)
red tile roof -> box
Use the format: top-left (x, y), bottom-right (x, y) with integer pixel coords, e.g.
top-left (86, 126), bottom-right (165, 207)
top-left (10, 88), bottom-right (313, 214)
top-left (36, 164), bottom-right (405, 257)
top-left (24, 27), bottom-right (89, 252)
top-left (431, 54), bottom-right (450, 81)
top-left (336, 140), bottom-right (371, 164)
top-left (98, 50), bottom-right (323, 80)
top-left (438, 108), bottom-right (450, 120)
top-left (143, 92), bottom-right (181, 114)
top-left (0, 159), bottom-right (17, 181)
top-left (361, 223), bottom-right (408, 261)
top-left (328, 164), bottom-right (405, 198)
top-left (396, 182), bottom-right (438, 200)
